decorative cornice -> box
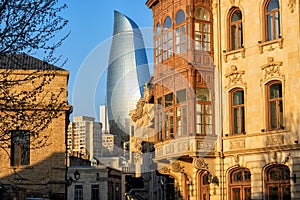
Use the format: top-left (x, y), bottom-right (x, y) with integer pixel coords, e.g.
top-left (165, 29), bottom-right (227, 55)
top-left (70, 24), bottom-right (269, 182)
top-left (157, 166), bottom-right (170, 175)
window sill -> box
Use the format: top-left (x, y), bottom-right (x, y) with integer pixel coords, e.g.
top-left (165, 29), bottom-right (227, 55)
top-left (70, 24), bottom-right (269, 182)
top-left (258, 38), bottom-right (283, 54)
top-left (223, 48), bottom-right (245, 62)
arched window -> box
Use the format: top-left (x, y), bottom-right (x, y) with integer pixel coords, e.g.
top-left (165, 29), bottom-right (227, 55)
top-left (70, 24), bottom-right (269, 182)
top-left (265, 165), bottom-right (291, 200)
top-left (155, 23), bottom-right (162, 64)
top-left (196, 88), bottom-right (212, 135)
top-left (264, 0), bottom-right (280, 41)
top-left (230, 88), bottom-right (245, 134)
top-left (175, 10), bottom-right (186, 54)
top-left (266, 81), bottom-right (283, 130)
top-left (229, 168), bottom-right (251, 200)
top-left (229, 8), bottom-right (243, 50)
top-left (194, 6), bottom-right (211, 51)
top-left (163, 16), bottom-right (173, 60)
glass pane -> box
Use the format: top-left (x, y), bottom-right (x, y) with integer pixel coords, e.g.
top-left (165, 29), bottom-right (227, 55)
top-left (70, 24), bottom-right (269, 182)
top-left (244, 170), bottom-right (251, 181)
top-left (232, 10), bottom-right (242, 22)
top-left (156, 23), bottom-right (161, 35)
top-left (269, 186), bottom-right (279, 199)
top-left (278, 100), bottom-right (283, 128)
top-left (206, 124), bottom-right (212, 134)
top-left (196, 104), bottom-right (202, 113)
top-left (241, 107), bottom-right (245, 132)
top-left (196, 88), bottom-right (211, 100)
top-left (283, 185), bottom-right (291, 200)
top-left (269, 168), bottom-right (281, 181)
top-left (232, 170), bottom-right (243, 182)
top-left (164, 16), bottom-right (172, 29)
top-left (231, 24), bottom-right (237, 50)
top-left (195, 7), bottom-right (210, 20)
top-left (267, 14), bottom-right (273, 40)
top-left (233, 91), bottom-right (244, 105)
top-left (275, 12), bottom-right (280, 38)
top-left (244, 187), bottom-right (251, 200)
top-left (238, 23), bottom-right (243, 48)
top-left (232, 188), bottom-right (241, 200)
top-left (165, 93), bottom-right (173, 107)
top-left (269, 101), bottom-right (277, 129)
top-left (176, 89), bottom-right (186, 103)
top-left (270, 83), bottom-right (282, 98)
top-left (176, 10), bottom-right (185, 24)
top-left (205, 105), bottom-right (211, 114)
top-left (267, 0), bottom-right (279, 12)
top-left (234, 108), bottom-right (239, 134)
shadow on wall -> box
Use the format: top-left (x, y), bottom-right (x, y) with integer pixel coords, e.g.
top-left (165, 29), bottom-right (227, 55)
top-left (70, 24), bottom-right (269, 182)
top-left (0, 152), bottom-right (66, 200)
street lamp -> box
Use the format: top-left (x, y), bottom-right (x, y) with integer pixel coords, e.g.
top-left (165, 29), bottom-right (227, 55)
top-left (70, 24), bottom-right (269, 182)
top-left (66, 170), bottom-right (80, 186)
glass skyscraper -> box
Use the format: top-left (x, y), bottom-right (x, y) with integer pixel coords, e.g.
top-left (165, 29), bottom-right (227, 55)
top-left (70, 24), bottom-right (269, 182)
top-left (106, 10), bottom-right (150, 139)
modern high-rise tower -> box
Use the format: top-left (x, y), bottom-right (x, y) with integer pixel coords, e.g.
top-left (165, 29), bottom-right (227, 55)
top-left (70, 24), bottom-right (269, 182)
top-left (106, 10), bottom-right (150, 143)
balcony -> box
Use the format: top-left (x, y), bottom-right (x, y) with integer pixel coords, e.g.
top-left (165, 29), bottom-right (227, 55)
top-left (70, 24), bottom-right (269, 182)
top-left (154, 135), bottom-right (217, 161)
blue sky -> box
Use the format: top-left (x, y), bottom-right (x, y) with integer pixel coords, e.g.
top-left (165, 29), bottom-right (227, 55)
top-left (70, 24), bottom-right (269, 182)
top-left (57, 1), bottom-right (154, 120)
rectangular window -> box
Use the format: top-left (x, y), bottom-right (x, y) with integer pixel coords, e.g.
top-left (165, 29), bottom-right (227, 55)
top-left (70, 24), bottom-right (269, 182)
top-left (91, 185), bottom-right (99, 200)
top-left (196, 88), bottom-right (212, 135)
top-left (75, 185), bottom-right (83, 200)
top-left (176, 89), bottom-right (186, 103)
top-left (11, 130), bottom-right (30, 166)
top-left (267, 82), bottom-right (283, 130)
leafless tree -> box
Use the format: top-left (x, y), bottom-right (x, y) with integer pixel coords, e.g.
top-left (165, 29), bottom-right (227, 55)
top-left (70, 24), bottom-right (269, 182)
top-left (0, 0), bottom-right (70, 156)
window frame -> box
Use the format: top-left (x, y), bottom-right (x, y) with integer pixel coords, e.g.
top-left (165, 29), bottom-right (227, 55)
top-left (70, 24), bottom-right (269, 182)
top-left (263, 0), bottom-right (281, 41)
top-left (196, 88), bottom-right (213, 135)
top-left (229, 168), bottom-right (251, 200)
top-left (11, 130), bottom-right (30, 166)
top-left (230, 88), bottom-right (245, 135)
top-left (155, 22), bottom-right (162, 64)
top-left (75, 185), bottom-right (83, 200)
top-left (175, 9), bottom-right (186, 54)
top-left (265, 165), bottom-right (291, 200)
top-left (163, 16), bottom-right (173, 60)
top-left (266, 81), bottom-right (283, 130)
top-left (194, 6), bottom-right (212, 52)
top-left (228, 8), bottom-right (243, 50)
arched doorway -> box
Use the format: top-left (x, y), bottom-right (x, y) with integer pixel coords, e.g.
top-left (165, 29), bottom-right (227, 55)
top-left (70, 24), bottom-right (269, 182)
top-left (265, 164), bottom-right (291, 200)
top-left (198, 171), bottom-right (210, 200)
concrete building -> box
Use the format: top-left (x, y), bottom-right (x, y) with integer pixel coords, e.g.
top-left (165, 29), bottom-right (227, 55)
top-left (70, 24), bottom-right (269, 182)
top-left (107, 10), bottom-right (150, 147)
top-left (100, 104), bottom-right (109, 133)
top-left (0, 54), bottom-right (71, 199)
top-left (144, 0), bottom-right (300, 199)
top-left (102, 133), bottom-right (115, 153)
top-left (67, 116), bottom-right (102, 161)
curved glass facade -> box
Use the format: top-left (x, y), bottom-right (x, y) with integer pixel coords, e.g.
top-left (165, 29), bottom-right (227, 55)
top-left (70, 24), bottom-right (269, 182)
top-left (107, 10), bottom-right (150, 133)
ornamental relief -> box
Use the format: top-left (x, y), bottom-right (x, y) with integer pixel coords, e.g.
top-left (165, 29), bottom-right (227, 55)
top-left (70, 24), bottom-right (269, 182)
top-left (260, 57), bottom-right (283, 82)
top-left (171, 161), bottom-right (184, 173)
top-left (158, 166), bottom-right (170, 175)
top-left (229, 139), bottom-right (245, 150)
top-left (266, 135), bottom-right (284, 146)
top-left (288, 0), bottom-right (296, 13)
top-left (225, 65), bottom-right (246, 89)
top-left (193, 158), bottom-right (209, 169)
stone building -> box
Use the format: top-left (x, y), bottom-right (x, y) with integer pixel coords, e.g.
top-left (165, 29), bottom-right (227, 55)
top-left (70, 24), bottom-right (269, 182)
top-left (0, 54), bottom-right (71, 199)
top-left (67, 157), bottom-right (121, 200)
top-left (145, 0), bottom-right (300, 199)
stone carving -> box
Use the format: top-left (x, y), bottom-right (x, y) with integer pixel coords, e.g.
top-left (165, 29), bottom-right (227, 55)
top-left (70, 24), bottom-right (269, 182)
top-left (129, 84), bottom-right (151, 127)
top-left (178, 142), bottom-right (190, 152)
top-left (272, 151), bottom-right (278, 163)
top-left (158, 166), bottom-right (170, 175)
top-left (234, 154), bottom-right (239, 165)
top-left (197, 141), bottom-right (214, 150)
top-left (171, 161), bottom-right (183, 173)
top-left (193, 158), bottom-right (209, 169)
top-left (266, 135), bottom-right (283, 146)
top-left (225, 65), bottom-right (245, 88)
top-left (229, 139), bottom-right (245, 150)
top-left (134, 153), bottom-right (142, 163)
top-left (260, 57), bottom-right (283, 81)
top-left (288, 0), bottom-right (296, 13)
top-left (165, 144), bottom-right (174, 154)
top-left (130, 137), bottom-right (142, 152)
